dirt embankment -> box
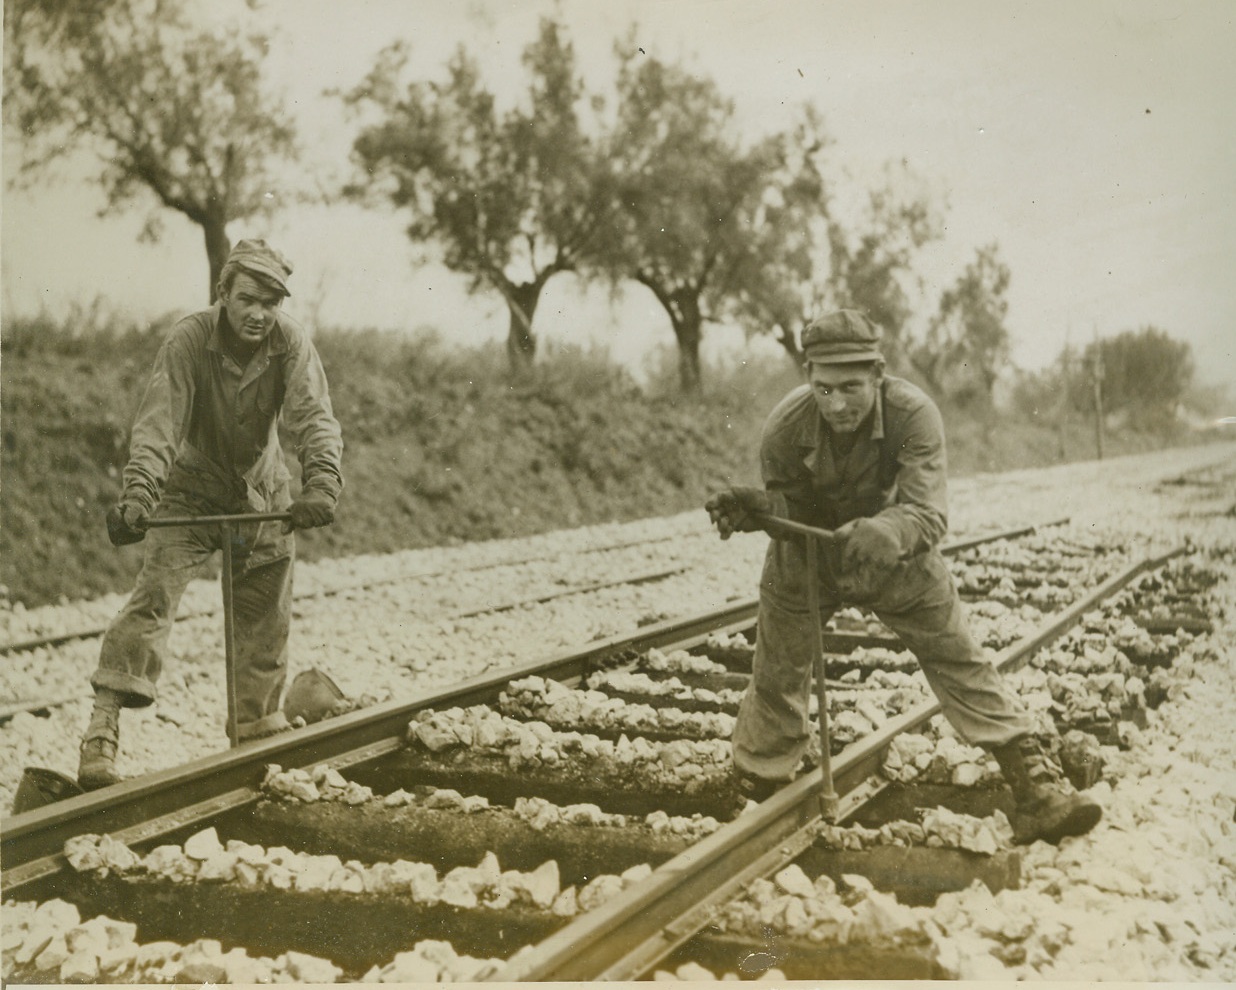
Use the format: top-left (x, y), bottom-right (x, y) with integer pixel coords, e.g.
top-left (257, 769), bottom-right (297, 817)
top-left (1, 325), bottom-right (1215, 607)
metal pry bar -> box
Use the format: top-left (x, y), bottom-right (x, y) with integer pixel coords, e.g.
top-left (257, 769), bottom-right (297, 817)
top-left (145, 511), bottom-right (292, 747)
top-left (752, 512), bottom-right (841, 820)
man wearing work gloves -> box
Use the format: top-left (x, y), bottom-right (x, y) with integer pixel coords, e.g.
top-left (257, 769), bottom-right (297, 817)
top-left (78, 239), bottom-right (344, 790)
top-left (705, 310), bottom-right (1100, 845)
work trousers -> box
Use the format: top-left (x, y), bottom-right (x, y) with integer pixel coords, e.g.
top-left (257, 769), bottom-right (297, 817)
top-left (732, 537), bottom-right (1035, 781)
top-left (91, 493), bottom-right (295, 740)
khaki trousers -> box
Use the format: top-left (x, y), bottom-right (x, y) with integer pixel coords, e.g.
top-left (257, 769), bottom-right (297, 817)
top-left (91, 493), bottom-right (295, 739)
top-left (733, 538), bottom-right (1035, 781)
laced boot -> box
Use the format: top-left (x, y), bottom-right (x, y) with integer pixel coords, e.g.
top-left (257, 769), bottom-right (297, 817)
top-left (990, 735), bottom-right (1102, 844)
top-left (729, 767), bottom-right (792, 817)
top-left (78, 689), bottom-right (123, 791)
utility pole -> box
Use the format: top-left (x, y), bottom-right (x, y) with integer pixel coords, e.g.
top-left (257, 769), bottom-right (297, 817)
top-left (1091, 327), bottom-right (1105, 461)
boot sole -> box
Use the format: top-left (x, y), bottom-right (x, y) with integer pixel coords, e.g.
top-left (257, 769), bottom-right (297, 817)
top-left (1015, 801), bottom-right (1102, 845)
top-left (78, 768), bottom-right (122, 792)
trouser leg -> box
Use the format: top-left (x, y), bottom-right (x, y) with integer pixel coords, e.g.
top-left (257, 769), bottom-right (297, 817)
top-left (91, 522), bottom-right (213, 706)
top-left (871, 552), bottom-right (1034, 748)
top-left (733, 539), bottom-right (837, 781)
top-left (230, 520), bottom-right (295, 739)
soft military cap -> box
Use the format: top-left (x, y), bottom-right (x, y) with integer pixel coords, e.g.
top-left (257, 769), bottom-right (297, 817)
top-left (801, 310), bottom-right (883, 364)
top-left (227, 239), bottom-right (293, 297)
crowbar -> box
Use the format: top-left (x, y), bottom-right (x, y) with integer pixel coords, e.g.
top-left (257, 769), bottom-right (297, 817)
top-left (752, 513), bottom-right (842, 820)
top-left (145, 511), bottom-right (291, 747)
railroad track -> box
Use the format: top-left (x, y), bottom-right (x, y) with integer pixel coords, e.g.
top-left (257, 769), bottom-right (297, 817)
top-left (3, 519), bottom-right (1215, 982)
top-left (0, 529), bottom-right (687, 657)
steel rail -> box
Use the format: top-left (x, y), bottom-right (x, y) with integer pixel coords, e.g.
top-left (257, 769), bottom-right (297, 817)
top-left (0, 564), bottom-right (690, 722)
top-left (0, 519), bottom-right (1066, 657)
top-left (0, 601), bottom-right (757, 896)
top-left (0, 530), bottom-right (693, 656)
top-left (490, 542), bottom-right (1186, 982)
top-left (0, 518), bottom-right (1067, 897)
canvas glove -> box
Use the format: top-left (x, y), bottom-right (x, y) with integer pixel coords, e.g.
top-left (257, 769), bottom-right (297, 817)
top-left (705, 487), bottom-right (774, 540)
top-left (838, 516), bottom-right (902, 578)
top-left (283, 490), bottom-right (335, 533)
top-left (106, 500), bottom-right (149, 547)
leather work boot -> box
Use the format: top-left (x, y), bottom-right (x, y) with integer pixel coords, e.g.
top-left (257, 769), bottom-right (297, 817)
top-left (990, 735), bottom-right (1102, 845)
top-left (730, 768), bottom-right (792, 815)
top-left (236, 711), bottom-right (295, 742)
top-left (77, 690), bottom-right (123, 791)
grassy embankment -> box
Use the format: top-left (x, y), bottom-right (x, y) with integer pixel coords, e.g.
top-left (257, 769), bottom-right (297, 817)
top-left (0, 310), bottom-right (1208, 607)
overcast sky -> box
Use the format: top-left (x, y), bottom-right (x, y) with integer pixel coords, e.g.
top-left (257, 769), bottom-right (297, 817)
top-left (3, 0), bottom-right (1233, 385)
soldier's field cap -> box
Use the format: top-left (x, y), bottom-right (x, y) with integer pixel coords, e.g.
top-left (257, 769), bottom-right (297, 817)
top-left (228, 238), bottom-right (293, 296)
top-left (801, 310), bottom-right (883, 364)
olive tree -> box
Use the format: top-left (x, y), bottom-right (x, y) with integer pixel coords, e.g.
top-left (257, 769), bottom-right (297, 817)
top-left (728, 151), bottom-right (944, 372)
top-left (914, 242), bottom-right (1013, 406)
top-left (823, 165), bottom-right (944, 373)
top-left (3, 0), bottom-right (298, 301)
top-left (1079, 325), bottom-right (1194, 427)
top-left (724, 107), bottom-right (834, 365)
top-left (599, 45), bottom-right (825, 393)
top-left (341, 19), bottom-right (613, 373)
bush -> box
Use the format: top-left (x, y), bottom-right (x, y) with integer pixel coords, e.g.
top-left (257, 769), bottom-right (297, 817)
top-left (0, 309), bottom-right (1217, 606)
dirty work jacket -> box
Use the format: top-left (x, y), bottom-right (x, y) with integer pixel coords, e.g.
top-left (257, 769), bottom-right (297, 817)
top-left (759, 375), bottom-right (948, 557)
top-left (121, 304), bottom-right (343, 517)
top-left (733, 375), bottom-right (1034, 777)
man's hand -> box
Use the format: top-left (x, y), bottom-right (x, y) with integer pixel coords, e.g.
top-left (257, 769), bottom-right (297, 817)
top-left (106, 501), bottom-right (149, 547)
top-left (283, 490), bottom-right (335, 533)
top-left (705, 487), bottom-right (773, 540)
top-left (838, 516), bottom-right (902, 576)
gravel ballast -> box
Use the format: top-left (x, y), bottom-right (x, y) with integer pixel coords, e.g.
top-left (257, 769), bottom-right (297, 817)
top-left (2, 440), bottom-right (1235, 980)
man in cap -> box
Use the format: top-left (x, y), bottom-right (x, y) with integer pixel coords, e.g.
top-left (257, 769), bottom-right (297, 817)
top-left (77, 239), bottom-right (344, 790)
top-left (706, 310), bottom-right (1101, 844)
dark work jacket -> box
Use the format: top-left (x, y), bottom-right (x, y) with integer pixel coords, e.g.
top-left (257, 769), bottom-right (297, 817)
top-left (758, 375), bottom-right (948, 557)
top-left (122, 304), bottom-right (343, 516)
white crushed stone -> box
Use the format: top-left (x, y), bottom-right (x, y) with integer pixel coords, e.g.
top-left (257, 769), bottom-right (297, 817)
top-left (1, 441), bottom-right (1233, 980)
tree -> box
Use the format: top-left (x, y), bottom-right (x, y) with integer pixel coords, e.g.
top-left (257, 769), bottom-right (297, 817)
top-left (1079, 325), bottom-right (1193, 428)
top-left (824, 164), bottom-right (944, 373)
top-left (725, 107), bottom-right (833, 365)
top-left (726, 152), bottom-right (944, 373)
top-left (3, 0), bottom-right (298, 302)
top-left (341, 19), bottom-right (612, 373)
top-left (914, 243), bottom-right (1012, 406)
top-left (600, 44), bottom-right (812, 393)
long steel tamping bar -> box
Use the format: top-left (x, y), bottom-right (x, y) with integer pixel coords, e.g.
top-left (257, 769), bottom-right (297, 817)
top-left (749, 512), bottom-right (842, 817)
top-left (145, 512), bottom-right (293, 747)
top-left (804, 535), bottom-right (840, 821)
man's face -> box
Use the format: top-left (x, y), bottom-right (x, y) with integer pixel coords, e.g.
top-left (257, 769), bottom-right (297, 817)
top-left (220, 272), bottom-right (284, 346)
top-left (808, 361), bottom-right (882, 433)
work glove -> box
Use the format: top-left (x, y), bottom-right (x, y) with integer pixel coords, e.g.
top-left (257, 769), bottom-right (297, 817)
top-left (840, 517), bottom-right (903, 573)
top-left (283, 490), bottom-right (336, 534)
top-left (106, 500), bottom-right (150, 547)
top-left (705, 487), bottom-right (773, 540)
top-left (835, 516), bottom-right (902, 599)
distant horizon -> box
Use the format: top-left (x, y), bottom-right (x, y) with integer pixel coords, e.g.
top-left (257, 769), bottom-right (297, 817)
top-left (3, 0), bottom-right (1233, 387)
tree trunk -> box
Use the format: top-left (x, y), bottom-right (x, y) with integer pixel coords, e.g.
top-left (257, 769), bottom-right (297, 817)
top-left (505, 281), bottom-right (541, 375)
top-left (676, 337), bottom-right (702, 393)
top-left (203, 218), bottom-right (231, 304)
top-left (670, 291), bottom-right (703, 394)
top-left (635, 274), bottom-right (704, 395)
top-left (775, 324), bottom-right (804, 366)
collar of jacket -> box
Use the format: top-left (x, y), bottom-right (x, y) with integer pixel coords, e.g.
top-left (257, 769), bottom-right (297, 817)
top-left (204, 302), bottom-right (291, 358)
